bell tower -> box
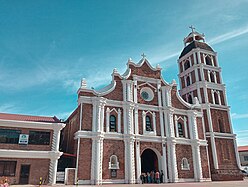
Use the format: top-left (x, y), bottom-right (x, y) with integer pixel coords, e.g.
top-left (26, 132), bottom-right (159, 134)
top-left (178, 27), bottom-right (242, 180)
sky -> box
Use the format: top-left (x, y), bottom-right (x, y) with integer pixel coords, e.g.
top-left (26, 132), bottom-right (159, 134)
top-left (0, 0), bottom-right (248, 145)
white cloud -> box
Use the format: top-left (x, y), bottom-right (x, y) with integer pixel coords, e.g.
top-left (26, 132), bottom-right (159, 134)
top-left (0, 103), bottom-right (19, 113)
top-left (208, 25), bottom-right (248, 45)
top-left (231, 113), bottom-right (248, 119)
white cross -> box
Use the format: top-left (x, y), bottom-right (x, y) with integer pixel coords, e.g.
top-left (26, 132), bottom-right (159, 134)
top-left (189, 25), bottom-right (196, 32)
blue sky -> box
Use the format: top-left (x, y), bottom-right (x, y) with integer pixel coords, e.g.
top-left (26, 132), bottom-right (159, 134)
top-left (0, 0), bottom-right (248, 145)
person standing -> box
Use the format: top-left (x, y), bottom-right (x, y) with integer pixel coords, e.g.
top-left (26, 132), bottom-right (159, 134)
top-left (160, 170), bottom-right (164, 183)
top-left (150, 171), bottom-right (155, 183)
top-left (147, 172), bottom-right (151, 183)
top-left (155, 170), bottom-right (160, 183)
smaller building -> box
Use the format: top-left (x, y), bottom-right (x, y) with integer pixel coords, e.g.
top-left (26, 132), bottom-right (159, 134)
top-left (238, 146), bottom-right (248, 173)
top-left (0, 113), bottom-right (65, 185)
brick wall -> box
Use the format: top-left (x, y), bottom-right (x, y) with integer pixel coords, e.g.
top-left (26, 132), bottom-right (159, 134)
top-left (140, 142), bottom-right (162, 156)
top-left (176, 144), bottom-right (194, 179)
top-left (102, 140), bottom-right (125, 179)
top-left (197, 117), bottom-right (204, 139)
top-left (77, 139), bottom-right (92, 180)
top-left (210, 109), bottom-right (231, 133)
top-left (200, 146), bottom-right (210, 178)
top-left (171, 86), bottom-right (188, 110)
top-left (0, 158), bottom-right (49, 185)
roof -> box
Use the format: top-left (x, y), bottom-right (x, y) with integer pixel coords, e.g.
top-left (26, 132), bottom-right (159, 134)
top-left (238, 146), bottom-right (248, 152)
top-left (179, 41), bottom-right (214, 58)
top-left (0, 113), bottom-right (61, 123)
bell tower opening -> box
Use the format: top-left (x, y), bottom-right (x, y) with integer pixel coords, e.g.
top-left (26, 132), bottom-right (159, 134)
top-left (141, 149), bottom-right (158, 172)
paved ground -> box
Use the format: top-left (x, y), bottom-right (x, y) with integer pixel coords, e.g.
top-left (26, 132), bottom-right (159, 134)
top-left (11, 178), bottom-right (248, 187)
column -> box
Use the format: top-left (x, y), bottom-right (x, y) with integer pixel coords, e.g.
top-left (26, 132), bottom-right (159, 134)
top-left (189, 112), bottom-right (203, 181)
top-left (162, 143), bottom-right (168, 182)
top-left (159, 110), bottom-right (165, 137)
top-left (169, 109), bottom-right (175, 137)
top-left (49, 158), bottom-right (58, 185)
top-left (192, 144), bottom-right (203, 181)
top-left (135, 141), bottom-right (141, 183)
top-left (206, 107), bottom-right (219, 169)
top-left (106, 108), bottom-right (110, 133)
top-left (52, 127), bottom-right (61, 151)
top-left (124, 137), bottom-right (136, 183)
top-left (174, 115), bottom-right (178, 138)
top-left (167, 140), bottom-right (178, 182)
top-left (197, 87), bottom-right (202, 103)
top-left (133, 79), bottom-right (138, 103)
top-left (157, 80), bottom-right (162, 107)
top-left (184, 116), bottom-right (188, 138)
top-left (127, 104), bottom-right (134, 134)
top-left (93, 136), bottom-right (104, 185)
top-left (152, 112), bottom-right (157, 134)
top-left (118, 109), bottom-right (122, 133)
top-left (134, 106), bottom-right (139, 135)
top-left (193, 52), bottom-right (197, 64)
top-left (100, 102), bottom-right (105, 132)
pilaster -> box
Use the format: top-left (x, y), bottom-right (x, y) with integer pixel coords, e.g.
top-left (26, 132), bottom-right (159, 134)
top-left (49, 158), bottom-right (58, 185)
top-left (167, 139), bottom-right (178, 182)
top-left (124, 136), bottom-right (136, 184)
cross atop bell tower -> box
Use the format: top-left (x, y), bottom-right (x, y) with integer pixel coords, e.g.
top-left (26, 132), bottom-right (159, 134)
top-left (189, 25), bottom-right (196, 32)
top-left (183, 26), bottom-right (205, 46)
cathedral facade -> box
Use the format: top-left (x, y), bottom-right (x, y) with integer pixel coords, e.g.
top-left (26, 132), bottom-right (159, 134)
top-left (62, 30), bottom-right (242, 185)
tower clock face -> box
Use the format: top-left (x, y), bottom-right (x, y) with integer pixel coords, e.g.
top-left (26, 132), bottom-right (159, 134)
top-left (140, 87), bottom-right (154, 101)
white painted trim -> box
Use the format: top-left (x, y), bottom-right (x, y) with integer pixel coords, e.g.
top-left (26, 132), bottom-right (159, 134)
top-left (0, 119), bottom-right (65, 130)
top-left (0, 149), bottom-right (62, 159)
top-left (78, 180), bottom-right (91, 185)
top-left (65, 168), bottom-right (75, 185)
top-left (102, 179), bottom-right (125, 184)
top-left (178, 178), bottom-right (195, 182)
top-left (77, 80), bottom-right (116, 97)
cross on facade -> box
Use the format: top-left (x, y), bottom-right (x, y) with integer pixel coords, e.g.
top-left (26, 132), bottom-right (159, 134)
top-left (141, 53), bottom-right (146, 58)
top-left (189, 25), bottom-right (195, 33)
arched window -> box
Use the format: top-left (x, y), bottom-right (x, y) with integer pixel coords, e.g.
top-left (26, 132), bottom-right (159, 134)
top-left (188, 95), bottom-right (193, 104)
top-left (186, 76), bottom-right (191, 86)
top-left (178, 122), bottom-right (184, 137)
top-left (108, 155), bottom-right (119, 169)
top-left (219, 119), bottom-right (225, 133)
top-left (145, 116), bottom-right (153, 131)
top-left (205, 56), bottom-right (212, 66)
top-left (214, 92), bottom-right (219, 104)
top-left (210, 72), bottom-right (215, 83)
top-left (184, 60), bottom-right (190, 70)
top-left (109, 115), bottom-right (117, 132)
top-left (181, 158), bottom-right (190, 170)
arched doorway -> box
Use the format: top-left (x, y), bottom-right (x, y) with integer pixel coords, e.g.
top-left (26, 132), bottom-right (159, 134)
top-left (141, 149), bottom-right (158, 172)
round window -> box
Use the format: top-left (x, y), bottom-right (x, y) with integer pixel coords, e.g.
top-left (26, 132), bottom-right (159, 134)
top-left (140, 87), bottom-right (154, 101)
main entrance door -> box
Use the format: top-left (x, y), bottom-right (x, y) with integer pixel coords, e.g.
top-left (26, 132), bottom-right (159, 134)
top-left (141, 149), bottom-right (158, 172)
top-left (19, 165), bottom-right (30, 184)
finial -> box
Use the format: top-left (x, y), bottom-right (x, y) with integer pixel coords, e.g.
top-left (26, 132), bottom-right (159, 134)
top-left (113, 68), bottom-right (118, 73)
top-left (171, 79), bottom-right (177, 84)
top-left (156, 64), bottom-right (161, 69)
top-left (141, 53), bottom-right (146, 58)
top-left (128, 58), bottom-right (133, 62)
top-left (81, 78), bottom-right (87, 88)
top-left (189, 25), bottom-right (196, 33)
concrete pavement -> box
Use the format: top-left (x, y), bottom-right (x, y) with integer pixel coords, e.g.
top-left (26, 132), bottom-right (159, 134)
top-left (11, 178), bottom-right (248, 187)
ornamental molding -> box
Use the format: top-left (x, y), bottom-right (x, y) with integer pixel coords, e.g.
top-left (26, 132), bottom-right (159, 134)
top-left (178, 48), bottom-right (216, 62)
top-left (0, 149), bottom-right (62, 160)
top-left (77, 80), bottom-right (117, 97)
top-left (0, 119), bottom-right (65, 131)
